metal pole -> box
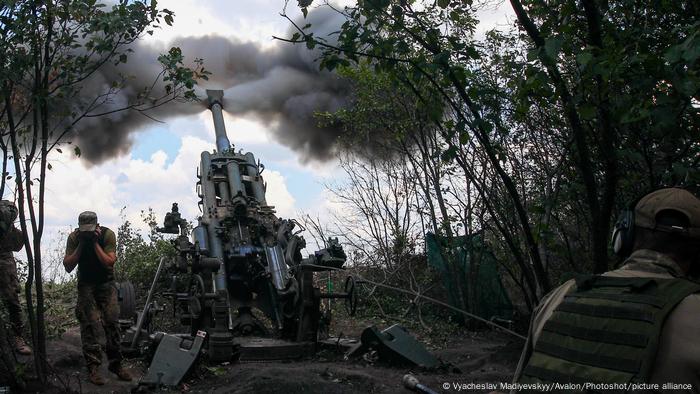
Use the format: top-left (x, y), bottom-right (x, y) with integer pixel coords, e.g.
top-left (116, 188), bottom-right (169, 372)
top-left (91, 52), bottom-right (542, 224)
top-left (302, 263), bottom-right (526, 340)
top-left (131, 256), bottom-right (168, 349)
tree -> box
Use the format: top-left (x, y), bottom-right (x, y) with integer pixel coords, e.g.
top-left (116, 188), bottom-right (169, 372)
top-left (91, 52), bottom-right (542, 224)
top-left (283, 0), bottom-right (700, 305)
top-left (319, 62), bottom-right (540, 312)
top-left (115, 207), bottom-right (177, 289)
top-left (507, 0), bottom-right (700, 273)
top-left (283, 0), bottom-right (552, 298)
top-left (0, 0), bottom-right (207, 382)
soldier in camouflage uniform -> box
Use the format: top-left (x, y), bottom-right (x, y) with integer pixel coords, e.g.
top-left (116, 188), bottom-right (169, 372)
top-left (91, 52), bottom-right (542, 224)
top-left (0, 200), bottom-right (31, 355)
top-left (63, 211), bottom-right (131, 385)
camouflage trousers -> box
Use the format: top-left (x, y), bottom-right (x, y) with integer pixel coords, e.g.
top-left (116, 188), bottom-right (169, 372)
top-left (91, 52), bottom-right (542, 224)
top-left (0, 255), bottom-right (23, 336)
top-left (76, 281), bottom-right (123, 367)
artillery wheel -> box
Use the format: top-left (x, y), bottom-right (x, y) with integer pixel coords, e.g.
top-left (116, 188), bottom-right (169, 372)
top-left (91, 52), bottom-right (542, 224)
top-left (292, 270), bottom-right (321, 342)
top-left (184, 274), bottom-right (208, 335)
top-left (344, 276), bottom-right (358, 317)
top-left (116, 281), bottom-right (136, 321)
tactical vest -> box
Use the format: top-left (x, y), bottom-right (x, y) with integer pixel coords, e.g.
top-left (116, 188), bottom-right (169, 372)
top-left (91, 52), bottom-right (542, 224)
top-left (519, 275), bottom-right (700, 391)
top-left (77, 226), bottom-right (114, 285)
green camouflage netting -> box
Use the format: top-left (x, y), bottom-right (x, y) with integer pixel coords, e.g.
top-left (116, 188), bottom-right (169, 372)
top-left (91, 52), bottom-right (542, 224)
top-left (426, 232), bottom-right (513, 321)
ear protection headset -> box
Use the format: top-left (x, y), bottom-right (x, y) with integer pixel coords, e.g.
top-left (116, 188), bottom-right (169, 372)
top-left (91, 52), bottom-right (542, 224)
top-left (611, 203), bottom-right (637, 257)
top-left (611, 187), bottom-right (700, 257)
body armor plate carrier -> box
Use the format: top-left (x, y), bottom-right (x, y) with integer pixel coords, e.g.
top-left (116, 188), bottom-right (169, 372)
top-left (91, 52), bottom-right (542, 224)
top-left (519, 275), bottom-right (700, 392)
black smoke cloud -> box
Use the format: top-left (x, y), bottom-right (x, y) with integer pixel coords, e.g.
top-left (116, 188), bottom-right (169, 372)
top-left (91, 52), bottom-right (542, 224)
top-left (69, 6), bottom-right (348, 164)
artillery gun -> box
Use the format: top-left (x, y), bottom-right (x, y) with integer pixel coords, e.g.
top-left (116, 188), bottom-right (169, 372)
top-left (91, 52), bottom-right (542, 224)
top-left (118, 90), bottom-right (358, 384)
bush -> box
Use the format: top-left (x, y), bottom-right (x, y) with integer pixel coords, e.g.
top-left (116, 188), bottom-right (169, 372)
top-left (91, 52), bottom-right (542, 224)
top-left (115, 208), bottom-right (177, 290)
top-left (43, 280), bottom-right (78, 339)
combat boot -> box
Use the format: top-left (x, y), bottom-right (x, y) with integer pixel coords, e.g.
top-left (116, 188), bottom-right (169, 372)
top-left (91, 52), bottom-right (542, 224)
top-left (14, 336), bottom-right (32, 355)
top-left (88, 365), bottom-right (105, 386)
top-left (108, 362), bottom-right (133, 381)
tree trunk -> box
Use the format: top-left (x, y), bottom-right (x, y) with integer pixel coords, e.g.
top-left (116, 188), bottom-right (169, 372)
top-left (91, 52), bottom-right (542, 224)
top-left (4, 86), bottom-right (41, 381)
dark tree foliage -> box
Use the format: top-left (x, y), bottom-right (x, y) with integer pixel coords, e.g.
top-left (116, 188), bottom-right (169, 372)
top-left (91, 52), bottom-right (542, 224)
top-left (284, 0), bottom-right (700, 308)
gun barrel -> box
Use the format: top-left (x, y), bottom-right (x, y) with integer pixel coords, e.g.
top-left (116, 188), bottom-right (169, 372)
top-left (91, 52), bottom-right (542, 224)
top-left (206, 89), bottom-right (231, 152)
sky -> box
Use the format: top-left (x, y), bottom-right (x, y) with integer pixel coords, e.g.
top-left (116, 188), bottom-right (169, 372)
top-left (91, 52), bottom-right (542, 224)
top-left (15, 0), bottom-right (514, 278)
top-left (41, 1), bottom-right (334, 246)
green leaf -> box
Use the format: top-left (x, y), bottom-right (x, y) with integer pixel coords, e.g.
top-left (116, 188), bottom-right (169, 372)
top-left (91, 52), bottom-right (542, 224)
top-left (665, 45), bottom-right (683, 63)
top-left (437, 0), bottom-right (450, 8)
top-left (302, 7), bottom-right (308, 18)
top-left (47, 163), bottom-right (52, 170)
top-left (434, 51), bottom-right (450, 66)
top-left (450, 65), bottom-right (468, 85)
top-left (576, 51), bottom-right (593, 69)
top-left (441, 146), bottom-right (457, 162)
top-left (305, 37), bottom-right (316, 50)
top-left (526, 48), bottom-right (540, 62)
top-left (620, 108), bottom-right (647, 124)
top-left (544, 35), bottom-right (563, 59)
top-left (205, 366), bottom-right (226, 376)
top-left (164, 14), bottom-right (173, 26)
top-left (682, 38), bottom-right (700, 62)
top-left (579, 104), bottom-right (597, 120)
top-left (74, 146), bottom-right (81, 157)
top-left (119, 53), bottom-right (127, 63)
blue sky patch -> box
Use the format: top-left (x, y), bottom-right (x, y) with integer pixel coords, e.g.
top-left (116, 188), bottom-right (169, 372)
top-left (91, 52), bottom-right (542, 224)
top-left (131, 126), bottom-right (182, 166)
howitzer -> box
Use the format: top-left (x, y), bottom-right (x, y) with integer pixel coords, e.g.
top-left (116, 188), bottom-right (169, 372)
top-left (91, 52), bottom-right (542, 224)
top-left (121, 90), bottom-right (357, 369)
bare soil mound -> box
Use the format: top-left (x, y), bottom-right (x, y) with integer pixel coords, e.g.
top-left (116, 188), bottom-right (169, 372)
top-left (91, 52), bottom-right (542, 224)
top-left (30, 326), bottom-right (520, 393)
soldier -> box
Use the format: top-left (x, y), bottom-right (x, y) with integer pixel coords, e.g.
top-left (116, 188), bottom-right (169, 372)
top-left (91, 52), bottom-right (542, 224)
top-left (0, 200), bottom-right (32, 355)
top-left (513, 188), bottom-right (700, 390)
top-left (63, 211), bottom-right (132, 385)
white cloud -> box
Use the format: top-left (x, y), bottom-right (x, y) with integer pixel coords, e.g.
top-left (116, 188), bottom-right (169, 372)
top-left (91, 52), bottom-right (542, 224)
top-left (43, 133), bottom-right (297, 233)
top-left (144, 0), bottom-right (237, 44)
top-left (42, 135), bottom-right (204, 237)
top-left (263, 170), bottom-right (296, 218)
top-left (145, 0), bottom-right (286, 45)
top-left (44, 155), bottom-right (122, 227)
top-left (475, 1), bottom-right (515, 38)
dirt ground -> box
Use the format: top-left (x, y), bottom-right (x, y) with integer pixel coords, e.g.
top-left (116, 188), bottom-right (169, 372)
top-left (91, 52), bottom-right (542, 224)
top-left (27, 323), bottom-right (522, 394)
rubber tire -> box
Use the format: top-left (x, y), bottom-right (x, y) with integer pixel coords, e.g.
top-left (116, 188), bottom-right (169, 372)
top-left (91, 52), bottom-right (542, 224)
top-left (117, 281), bottom-right (136, 321)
